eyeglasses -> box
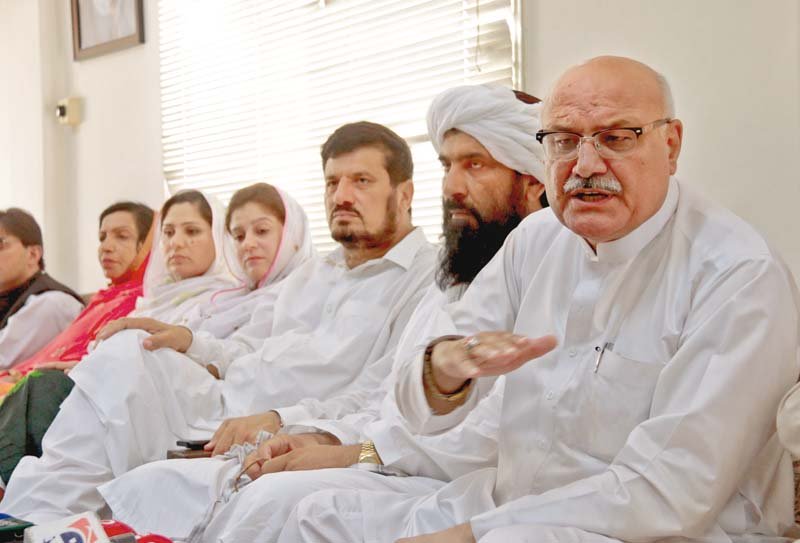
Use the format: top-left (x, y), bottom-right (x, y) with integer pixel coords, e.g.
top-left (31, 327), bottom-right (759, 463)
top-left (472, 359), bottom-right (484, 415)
top-left (535, 118), bottom-right (672, 161)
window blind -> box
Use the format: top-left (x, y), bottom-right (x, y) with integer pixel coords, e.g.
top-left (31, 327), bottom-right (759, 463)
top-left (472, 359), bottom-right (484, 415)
top-left (159, 0), bottom-right (520, 253)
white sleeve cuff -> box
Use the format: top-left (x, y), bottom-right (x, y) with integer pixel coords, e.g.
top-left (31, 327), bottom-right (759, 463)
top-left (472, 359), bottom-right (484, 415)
top-left (274, 405), bottom-right (313, 428)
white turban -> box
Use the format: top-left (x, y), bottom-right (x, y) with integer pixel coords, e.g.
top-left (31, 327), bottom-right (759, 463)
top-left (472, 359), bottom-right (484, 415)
top-left (427, 85), bottom-right (545, 181)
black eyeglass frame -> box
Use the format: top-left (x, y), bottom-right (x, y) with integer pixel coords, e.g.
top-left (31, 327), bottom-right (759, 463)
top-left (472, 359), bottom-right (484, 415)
top-left (535, 118), bottom-right (673, 146)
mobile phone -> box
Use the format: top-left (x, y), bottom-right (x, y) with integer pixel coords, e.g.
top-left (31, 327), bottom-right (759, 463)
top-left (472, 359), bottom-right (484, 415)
top-left (175, 439), bottom-right (210, 450)
top-left (166, 448), bottom-right (213, 460)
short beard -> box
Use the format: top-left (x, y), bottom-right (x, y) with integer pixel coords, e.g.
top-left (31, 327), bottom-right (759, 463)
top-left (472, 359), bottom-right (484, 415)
top-left (436, 200), bottom-right (523, 290)
top-left (330, 192), bottom-right (398, 250)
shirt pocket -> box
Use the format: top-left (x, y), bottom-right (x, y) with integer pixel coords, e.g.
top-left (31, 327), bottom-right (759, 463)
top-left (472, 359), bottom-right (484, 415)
top-left (586, 349), bottom-right (663, 461)
top-left (334, 300), bottom-right (386, 335)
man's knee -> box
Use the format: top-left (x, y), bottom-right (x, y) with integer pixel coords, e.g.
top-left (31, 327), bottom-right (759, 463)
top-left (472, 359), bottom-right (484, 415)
top-left (293, 488), bottom-right (339, 520)
top-left (239, 471), bottom-right (322, 511)
top-left (291, 488), bottom-right (364, 537)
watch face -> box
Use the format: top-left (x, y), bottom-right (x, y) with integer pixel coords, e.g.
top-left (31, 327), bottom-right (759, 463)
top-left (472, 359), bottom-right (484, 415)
top-left (358, 441), bottom-right (380, 464)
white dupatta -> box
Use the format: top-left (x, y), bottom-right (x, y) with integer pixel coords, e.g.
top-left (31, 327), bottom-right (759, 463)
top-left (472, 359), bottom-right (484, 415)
top-left (134, 191), bottom-right (237, 325)
top-left (191, 187), bottom-right (316, 338)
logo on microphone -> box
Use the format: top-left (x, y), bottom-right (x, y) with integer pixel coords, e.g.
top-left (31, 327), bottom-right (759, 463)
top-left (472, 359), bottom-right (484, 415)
top-left (44, 517), bottom-right (101, 543)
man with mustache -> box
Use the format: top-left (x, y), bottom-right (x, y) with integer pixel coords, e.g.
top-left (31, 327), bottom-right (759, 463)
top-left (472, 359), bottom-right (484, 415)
top-left (90, 85), bottom-right (549, 542)
top-left (279, 56), bottom-right (800, 543)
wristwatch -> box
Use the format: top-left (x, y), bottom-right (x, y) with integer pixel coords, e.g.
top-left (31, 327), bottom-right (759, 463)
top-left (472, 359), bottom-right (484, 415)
top-left (358, 440), bottom-right (383, 465)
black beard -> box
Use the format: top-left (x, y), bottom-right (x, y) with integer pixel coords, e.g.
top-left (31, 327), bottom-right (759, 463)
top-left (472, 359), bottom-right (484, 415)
top-left (436, 201), bottom-right (523, 289)
top-left (330, 193), bottom-right (398, 250)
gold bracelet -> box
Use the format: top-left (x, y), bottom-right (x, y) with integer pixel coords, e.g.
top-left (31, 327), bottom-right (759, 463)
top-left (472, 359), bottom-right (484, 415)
top-left (422, 336), bottom-right (473, 403)
top-left (358, 440), bottom-right (383, 465)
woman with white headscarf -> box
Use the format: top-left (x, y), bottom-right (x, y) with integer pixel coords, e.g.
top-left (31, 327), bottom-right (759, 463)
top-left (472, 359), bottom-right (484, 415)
top-left (185, 182), bottom-right (314, 364)
top-left (0, 184), bottom-right (314, 520)
top-left (132, 189), bottom-right (236, 322)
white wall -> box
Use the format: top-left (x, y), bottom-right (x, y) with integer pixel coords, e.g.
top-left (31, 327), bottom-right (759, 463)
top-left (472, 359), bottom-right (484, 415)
top-left (0, 0), bottom-right (46, 222)
top-left (521, 0), bottom-right (800, 279)
top-left (39, 0), bottom-right (79, 288)
top-left (0, 0), bottom-right (163, 292)
top-left (62, 0), bottom-right (163, 291)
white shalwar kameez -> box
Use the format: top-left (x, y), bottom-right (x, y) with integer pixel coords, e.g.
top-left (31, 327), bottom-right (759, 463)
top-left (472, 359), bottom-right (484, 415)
top-left (279, 178), bottom-right (800, 543)
top-left (1, 228), bottom-right (434, 524)
top-left (0, 189), bottom-right (316, 521)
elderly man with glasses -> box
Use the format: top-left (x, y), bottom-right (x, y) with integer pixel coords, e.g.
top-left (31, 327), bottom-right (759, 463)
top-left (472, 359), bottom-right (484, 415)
top-left (277, 56), bottom-right (800, 543)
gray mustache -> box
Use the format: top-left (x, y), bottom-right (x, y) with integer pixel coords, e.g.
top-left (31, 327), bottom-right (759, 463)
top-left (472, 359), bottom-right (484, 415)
top-left (563, 175), bottom-right (622, 194)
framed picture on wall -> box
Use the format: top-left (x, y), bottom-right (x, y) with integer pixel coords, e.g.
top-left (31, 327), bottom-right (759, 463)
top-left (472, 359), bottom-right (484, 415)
top-left (71, 0), bottom-right (145, 61)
